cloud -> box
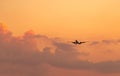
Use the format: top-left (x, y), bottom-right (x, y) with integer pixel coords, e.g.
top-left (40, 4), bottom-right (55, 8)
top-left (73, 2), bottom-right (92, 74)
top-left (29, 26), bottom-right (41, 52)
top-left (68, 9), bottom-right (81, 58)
top-left (90, 39), bottom-right (120, 46)
top-left (41, 46), bottom-right (120, 73)
top-left (0, 24), bottom-right (120, 76)
top-left (101, 40), bottom-right (117, 44)
top-left (0, 24), bottom-right (48, 76)
top-left (90, 41), bottom-right (100, 45)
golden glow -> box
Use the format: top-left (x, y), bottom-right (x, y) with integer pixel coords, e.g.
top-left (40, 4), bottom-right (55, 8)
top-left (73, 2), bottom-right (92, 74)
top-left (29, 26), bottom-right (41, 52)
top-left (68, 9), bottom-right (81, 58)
top-left (0, 1), bottom-right (120, 75)
top-left (0, 0), bottom-right (120, 40)
top-left (0, 23), bottom-right (7, 30)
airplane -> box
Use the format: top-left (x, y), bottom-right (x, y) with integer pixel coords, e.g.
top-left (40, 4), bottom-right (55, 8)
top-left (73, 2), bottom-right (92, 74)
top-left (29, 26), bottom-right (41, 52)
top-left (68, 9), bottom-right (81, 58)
top-left (72, 40), bottom-right (86, 45)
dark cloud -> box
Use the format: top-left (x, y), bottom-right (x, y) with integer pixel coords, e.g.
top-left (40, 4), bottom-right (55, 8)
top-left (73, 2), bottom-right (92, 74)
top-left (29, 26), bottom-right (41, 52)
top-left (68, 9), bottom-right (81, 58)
top-left (102, 40), bottom-right (113, 44)
top-left (41, 46), bottom-right (120, 73)
top-left (90, 39), bottom-right (120, 46)
top-left (0, 24), bottom-right (120, 76)
top-left (94, 61), bottom-right (120, 73)
top-left (0, 24), bottom-right (48, 76)
top-left (117, 40), bottom-right (120, 43)
top-left (90, 41), bottom-right (100, 45)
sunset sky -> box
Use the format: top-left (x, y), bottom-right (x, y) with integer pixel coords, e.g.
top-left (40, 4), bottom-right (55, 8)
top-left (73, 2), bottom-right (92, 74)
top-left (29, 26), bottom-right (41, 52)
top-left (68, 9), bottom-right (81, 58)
top-left (0, 0), bottom-right (120, 76)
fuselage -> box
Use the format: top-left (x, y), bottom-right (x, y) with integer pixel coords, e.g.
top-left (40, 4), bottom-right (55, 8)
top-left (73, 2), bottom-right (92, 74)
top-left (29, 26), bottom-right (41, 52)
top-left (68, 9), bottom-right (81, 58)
top-left (72, 40), bottom-right (86, 45)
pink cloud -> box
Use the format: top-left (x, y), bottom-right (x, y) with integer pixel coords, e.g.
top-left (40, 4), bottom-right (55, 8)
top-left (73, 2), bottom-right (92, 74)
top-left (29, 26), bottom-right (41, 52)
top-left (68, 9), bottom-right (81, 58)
top-left (0, 23), bottom-right (120, 76)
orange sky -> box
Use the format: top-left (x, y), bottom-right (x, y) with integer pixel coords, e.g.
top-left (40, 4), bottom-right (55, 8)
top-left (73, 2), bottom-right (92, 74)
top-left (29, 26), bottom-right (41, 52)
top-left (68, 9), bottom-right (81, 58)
top-left (0, 0), bottom-right (120, 76)
top-left (0, 0), bottom-right (120, 40)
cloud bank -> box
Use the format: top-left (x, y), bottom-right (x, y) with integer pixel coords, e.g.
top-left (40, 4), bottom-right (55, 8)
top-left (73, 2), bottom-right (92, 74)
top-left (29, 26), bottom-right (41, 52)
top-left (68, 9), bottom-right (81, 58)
top-left (0, 23), bottom-right (120, 76)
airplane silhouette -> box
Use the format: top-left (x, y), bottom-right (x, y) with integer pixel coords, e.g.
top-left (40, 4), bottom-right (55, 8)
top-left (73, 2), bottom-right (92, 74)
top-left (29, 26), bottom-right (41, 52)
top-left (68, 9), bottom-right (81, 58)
top-left (72, 40), bottom-right (86, 45)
